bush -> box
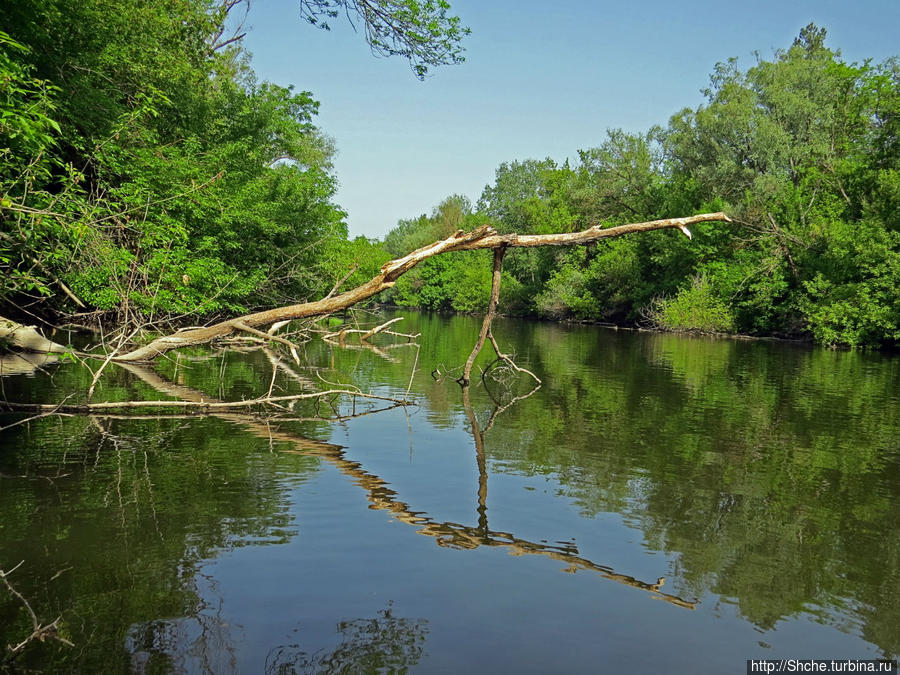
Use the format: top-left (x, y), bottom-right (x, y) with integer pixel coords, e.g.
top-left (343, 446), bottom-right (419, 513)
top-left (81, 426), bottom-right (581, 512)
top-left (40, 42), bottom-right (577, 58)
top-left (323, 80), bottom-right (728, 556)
top-left (647, 274), bottom-right (735, 334)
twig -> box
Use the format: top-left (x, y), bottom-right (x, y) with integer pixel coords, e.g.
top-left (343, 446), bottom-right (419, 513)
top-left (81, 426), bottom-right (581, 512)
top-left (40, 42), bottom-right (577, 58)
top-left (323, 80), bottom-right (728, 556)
top-left (87, 326), bottom-right (141, 399)
top-left (1, 562), bottom-right (74, 657)
top-left (322, 316), bottom-right (408, 341)
top-left (406, 344), bottom-right (420, 398)
top-left (79, 404), bottom-right (411, 423)
top-left (0, 389), bottom-right (411, 414)
top-left (485, 330), bottom-right (541, 385)
top-left (324, 263), bottom-right (359, 300)
top-left (232, 320), bottom-right (300, 364)
top-left (0, 395), bottom-right (75, 432)
top-left (481, 382), bottom-right (542, 434)
top-left (361, 316), bottom-right (405, 341)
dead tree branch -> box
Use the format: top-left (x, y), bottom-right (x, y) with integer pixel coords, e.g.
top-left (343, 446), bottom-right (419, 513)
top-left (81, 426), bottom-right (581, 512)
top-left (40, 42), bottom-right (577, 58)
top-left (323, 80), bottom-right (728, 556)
top-left (323, 316), bottom-right (413, 343)
top-left (106, 213), bottom-right (728, 362)
top-left (456, 244), bottom-right (539, 387)
top-left (0, 389), bottom-right (411, 415)
top-left (483, 331), bottom-right (540, 385)
top-left (459, 246), bottom-right (506, 385)
top-left (233, 321), bottom-right (301, 363)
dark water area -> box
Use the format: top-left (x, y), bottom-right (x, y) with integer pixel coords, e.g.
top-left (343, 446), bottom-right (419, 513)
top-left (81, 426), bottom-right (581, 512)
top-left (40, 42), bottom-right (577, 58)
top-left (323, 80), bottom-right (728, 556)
top-left (1, 312), bottom-right (899, 673)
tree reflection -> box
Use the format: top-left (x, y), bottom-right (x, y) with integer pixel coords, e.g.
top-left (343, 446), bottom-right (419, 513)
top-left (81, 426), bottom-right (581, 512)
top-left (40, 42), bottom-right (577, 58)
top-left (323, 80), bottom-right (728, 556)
top-left (128, 363), bottom-right (697, 608)
top-left (264, 604), bottom-right (428, 675)
top-left (5, 316), bottom-right (900, 669)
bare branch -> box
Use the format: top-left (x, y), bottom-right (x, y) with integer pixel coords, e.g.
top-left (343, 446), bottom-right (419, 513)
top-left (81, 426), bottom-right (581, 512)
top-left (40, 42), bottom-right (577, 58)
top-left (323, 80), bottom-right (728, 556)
top-left (233, 320), bottom-right (301, 364)
top-left (109, 213), bottom-right (726, 362)
top-left (0, 389), bottom-right (411, 414)
top-left (1, 563), bottom-right (74, 658)
top-left (459, 246), bottom-right (506, 385)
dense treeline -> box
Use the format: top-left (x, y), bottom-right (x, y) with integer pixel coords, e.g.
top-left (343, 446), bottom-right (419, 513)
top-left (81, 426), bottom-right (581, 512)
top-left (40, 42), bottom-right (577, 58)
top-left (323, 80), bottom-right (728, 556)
top-left (3, 12), bottom-right (897, 349)
top-left (384, 26), bottom-right (900, 348)
top-left (0, 0), bottom-right (389, 327)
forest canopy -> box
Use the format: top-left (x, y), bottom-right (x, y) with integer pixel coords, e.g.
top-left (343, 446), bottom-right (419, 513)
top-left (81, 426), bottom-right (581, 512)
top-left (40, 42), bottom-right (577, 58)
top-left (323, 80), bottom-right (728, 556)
top-left (1, 7), bottom-right (897, 349)
top-left (383, 25), bottom-right (900, 348)
top-left (0, 0), bottom-right (413, 327)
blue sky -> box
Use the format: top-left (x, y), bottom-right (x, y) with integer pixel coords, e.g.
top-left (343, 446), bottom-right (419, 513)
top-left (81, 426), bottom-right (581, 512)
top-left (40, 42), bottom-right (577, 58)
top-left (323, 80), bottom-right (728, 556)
top-left (239, 0), bottom-right (900, 239)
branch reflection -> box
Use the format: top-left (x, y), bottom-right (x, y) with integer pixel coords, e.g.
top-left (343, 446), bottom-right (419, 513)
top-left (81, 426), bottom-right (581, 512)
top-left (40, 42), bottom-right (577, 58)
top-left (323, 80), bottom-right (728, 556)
top-left (122, 363), bottom-right (696, 610)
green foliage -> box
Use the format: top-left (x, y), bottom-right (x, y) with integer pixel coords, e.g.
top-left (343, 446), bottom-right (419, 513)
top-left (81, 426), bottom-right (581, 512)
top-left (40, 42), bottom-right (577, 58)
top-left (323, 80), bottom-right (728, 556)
top-left (390, 250), bottom-right (495, 313)
top-left (385, 24), bottom-right (899, 348)
top-left (647, 274), bottom-right (736, 334)
top-left (660, 24), bottom-right (899, 345)
top-left (799, 222), bottom-right (900, 347)
top-left (383, 196), bottom-right (501, 313)
top-left (5, 9), bottom-right (897, 351)
top-left (0, 30), bottom-right (69, 304)
top-left (300, 0), bottom-right (470, 79)
top-left (382, 194), bottom-right (472, 256)
top-left (0, 0), bottom-right (353, 323)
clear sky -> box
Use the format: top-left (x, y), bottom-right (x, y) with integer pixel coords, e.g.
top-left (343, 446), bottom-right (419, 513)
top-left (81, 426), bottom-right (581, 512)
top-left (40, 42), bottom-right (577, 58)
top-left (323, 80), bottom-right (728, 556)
top-left (239, 0), bottom-right (900, 239)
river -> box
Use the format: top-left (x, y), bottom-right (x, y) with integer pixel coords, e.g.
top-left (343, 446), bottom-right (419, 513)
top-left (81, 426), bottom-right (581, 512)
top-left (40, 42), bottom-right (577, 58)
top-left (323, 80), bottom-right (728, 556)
top-left (1, 311), bottom-right (898, 672)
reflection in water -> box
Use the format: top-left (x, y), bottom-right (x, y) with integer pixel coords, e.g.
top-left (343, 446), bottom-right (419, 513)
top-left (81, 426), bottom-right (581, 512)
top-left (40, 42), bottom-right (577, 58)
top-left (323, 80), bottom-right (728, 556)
top-left (0, 351), bottom-right (59, 377)
top-left (460, 383), bottom-right (693, 609)
top-left (129, 363), bottom-right (696, 610)
top-left (2, 314), bottom-right (899, 670)
top-left (282, 430), bottom-right (696, 610)
top-left (265, 604), bottom-right (428, 675)
top-left (125, 572), bottom-right (238, 674)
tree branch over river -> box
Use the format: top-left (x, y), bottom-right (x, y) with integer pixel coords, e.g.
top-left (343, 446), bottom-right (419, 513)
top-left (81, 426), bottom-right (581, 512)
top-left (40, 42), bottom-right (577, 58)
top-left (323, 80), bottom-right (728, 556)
top-left (100, 213), bottom-right (728, 362)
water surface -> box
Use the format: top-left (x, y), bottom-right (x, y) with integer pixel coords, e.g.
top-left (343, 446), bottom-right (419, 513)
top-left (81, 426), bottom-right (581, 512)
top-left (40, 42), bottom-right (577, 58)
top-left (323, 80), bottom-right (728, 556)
top-left (1, 312), bottom-right (898, 672)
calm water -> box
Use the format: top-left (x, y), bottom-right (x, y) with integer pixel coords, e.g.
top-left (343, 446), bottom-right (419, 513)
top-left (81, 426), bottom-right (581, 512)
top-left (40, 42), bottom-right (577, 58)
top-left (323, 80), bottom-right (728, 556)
top-left (1, 312), bottom-right (898, 673)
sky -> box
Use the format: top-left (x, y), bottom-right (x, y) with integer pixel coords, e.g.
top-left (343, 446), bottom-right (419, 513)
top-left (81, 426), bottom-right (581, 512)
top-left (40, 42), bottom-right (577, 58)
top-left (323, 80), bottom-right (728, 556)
top-left (239, 0), bottom-right (900, 239)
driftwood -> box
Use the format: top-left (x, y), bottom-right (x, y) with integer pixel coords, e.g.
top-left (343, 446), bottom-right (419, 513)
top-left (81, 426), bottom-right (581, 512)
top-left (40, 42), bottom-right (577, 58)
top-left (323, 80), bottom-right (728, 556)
top-left (107, 213), bottom-right (728, 362)
top-left (0, 318), bottom-right (69, 354)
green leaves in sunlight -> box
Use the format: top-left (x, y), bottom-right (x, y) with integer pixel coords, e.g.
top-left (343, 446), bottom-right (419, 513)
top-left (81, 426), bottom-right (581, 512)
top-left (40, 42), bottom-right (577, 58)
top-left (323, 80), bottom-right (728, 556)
top-left (0, 1), bottom-right (352, 323)
top-left (299, 0), bottom-right (470, 79)
top-left (383, 24), bottom-right (900, 348)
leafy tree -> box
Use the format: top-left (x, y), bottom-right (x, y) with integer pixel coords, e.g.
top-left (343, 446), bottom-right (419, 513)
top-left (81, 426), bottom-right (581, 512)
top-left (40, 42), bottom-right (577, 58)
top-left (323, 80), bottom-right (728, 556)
top-left (0, 0), bottom-right (470, 326)
top-left (300, 0), bottom-right (470, 79)
top-left (0, 31), bottom-right (70, 305)
top-left (663, 24), bottom-right (899, 345)
top-left (0, 0), bottom-right (347, 323)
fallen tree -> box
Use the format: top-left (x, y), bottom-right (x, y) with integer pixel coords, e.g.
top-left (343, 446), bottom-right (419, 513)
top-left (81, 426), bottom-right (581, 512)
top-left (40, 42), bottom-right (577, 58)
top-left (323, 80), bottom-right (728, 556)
top-left (105, 213), bottom-right (729, 362)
